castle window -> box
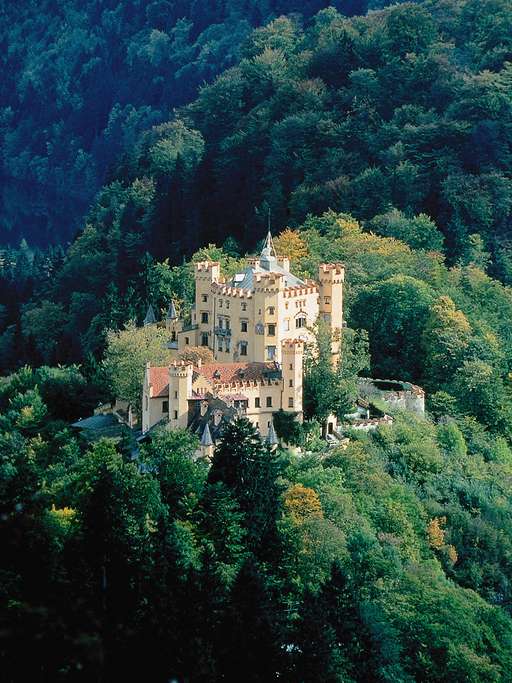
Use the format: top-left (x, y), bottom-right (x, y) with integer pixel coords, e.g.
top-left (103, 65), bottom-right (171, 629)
top-left (185, 337), bottom-right (189, 345)
top-left (324, 296), bottom-right (331, 305)
top-left (255, 397), bottom-right (260, 408)
top-left (241, 320), bottom-right (248, 333)
top-left (289, 363), bottom-right (293, 370)
top-left (267, 323), bottom-right (276, 336)
top-left (289, 379), bottom-right (293, 387)
top-left (201, 333), bottom-right (209, 346)
top-left (266, 346), bottom-right (276, 360)
top-left (268, 306), bottom-right (275, 315)
top-left (162, 401), bottom-right (169, 413)
top-left (283, 319), bottom-right (290, 331)
top-left (296, 316), bottom-right (306, 328)
top-left (219, 299), bottom-right (223, 308)
top-left (173, 410), bottom-right (178, 420)
top-left (226, 338), bottom-right (231, 353)
top-left (218, 340), bottom-right (223, 352)
top-left (174, 391), bottom-right (178, 399)
top-left (240, 341), bottom-right (248, 356)
top-left (171, 331), bottom-right (177, 342)
top-left (201, 312), bottom-right (209, 324)
top-left (288, 397), bottom-right (294, 408)
top-left (226, 301), bottom-right (230, 309)
top-left (266, 396), bottom-right (272, 408)
top-left (145, 396), bottom-right (148, 411)
top-left (226, 318), bottom-right (230, 330)
top-left (202, 294), bottom-right (208, 303)
top-left (241, 302), bottom-right (247, 311)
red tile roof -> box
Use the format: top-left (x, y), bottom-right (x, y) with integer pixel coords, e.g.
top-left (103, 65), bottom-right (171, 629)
top-left (148, 367), bottom-right (169, 398)
top-left (148, 361), bottom-right (278, 398)
top-left (197, 362), bottom-right (276, 385)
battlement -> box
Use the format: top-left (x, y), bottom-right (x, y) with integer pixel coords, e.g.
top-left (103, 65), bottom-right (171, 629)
top-left (282, 338), bottom-right (305, 351)
top-left (194, 261), bottom-right (221, 281)
top-left (195, 260), bottom-right (220, 272)
top-left (283, 282), bottom-right (318, 298)
top-left (211, 282), bottom-right (253, 298)
top-left (253, 271), bottom-right (284, 292)
top-left (169, 360), bottom-right (194, 378)
top-left (319, 263), bottom-right (345, 283)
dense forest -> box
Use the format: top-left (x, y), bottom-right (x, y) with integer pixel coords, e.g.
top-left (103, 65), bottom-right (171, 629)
top-left (3, 0), bottom-right (512, 680)
top-left (0, 0), bottom-right (398, 246)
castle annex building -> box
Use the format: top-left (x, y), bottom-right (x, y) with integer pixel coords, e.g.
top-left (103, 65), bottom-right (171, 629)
top-left (142, 234), bottom-right (344, 440)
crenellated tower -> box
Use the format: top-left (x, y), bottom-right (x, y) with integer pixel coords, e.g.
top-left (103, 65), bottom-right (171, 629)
top-left (318, 263), bottom-right (344, 364)
top-left (281, 339), bottom-right (304, 417)
top-left (168, 361), bottom-right (193, 429)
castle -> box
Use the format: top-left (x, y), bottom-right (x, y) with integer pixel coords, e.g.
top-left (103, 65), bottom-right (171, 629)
top-left (141, 234), bottom-right (345, 447)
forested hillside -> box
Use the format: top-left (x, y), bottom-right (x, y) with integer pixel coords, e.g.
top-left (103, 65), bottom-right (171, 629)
top-left (0, 0), bottom-right (397, 247)
top-left (3, 2), bottom-right (512, 680)
top-left (40, 0), bottom-right (510, 271)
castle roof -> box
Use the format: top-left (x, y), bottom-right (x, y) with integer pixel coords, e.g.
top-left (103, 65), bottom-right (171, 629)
top-left (166, 300), bottom-right (177, 320)
top-left (227, 232), bottom-right (305, 289)
top-left (266, 421), bottom-right (279, 446)
top-left (143, 304), bottom-right (157, 326)
top-left (196, 361), bottom-right (279, 385)
top-left (200, 421), bottom-right (213, 447)
top-left (147, 361), bottom-right (280, 400)
top-left (147, 367), bottom-right (169, 397)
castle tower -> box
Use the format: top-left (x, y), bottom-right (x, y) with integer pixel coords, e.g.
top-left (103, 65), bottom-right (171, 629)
top-left (281, 339), bottom-right (304, 417)
top-left (252, 271), bottom-right (284, 363)
top-left (318, 264), bottom-right (344, 364)
top-left (142, 361), bottom-right (152, 433)
top-left (168, 362), bottom-right (193, 429)
top-left (194, 261), bottom-right (220, 350)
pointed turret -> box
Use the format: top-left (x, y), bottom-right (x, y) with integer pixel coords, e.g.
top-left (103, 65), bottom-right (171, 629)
top-left (260, 231), bottom-right (277, 271)
top-left (266, 421), bottom-right (279, 449)
top-left (200, 421), bottom-right (214, 459)
top-left (201, 421), bottom-right (213, 447)
top-left (166, 299), bottom-right (177, 320)
top-left (143, 304), bottom-right (157, 326)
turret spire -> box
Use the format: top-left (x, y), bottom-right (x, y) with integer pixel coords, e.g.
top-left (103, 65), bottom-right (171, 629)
top-left (143, 304), bottom-right (157, 326)
top-left (166, 299), bottom-right (177, 320)
top-left (260, 230), bottom-right (277, 271)
top-left (200, 421), bottom-right (213, 447)
top-left (266, 421), bottom-right (279, 449)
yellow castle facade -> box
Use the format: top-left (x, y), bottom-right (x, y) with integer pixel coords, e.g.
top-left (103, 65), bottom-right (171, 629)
top-left (142, 234), bottom-right (344, 443)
